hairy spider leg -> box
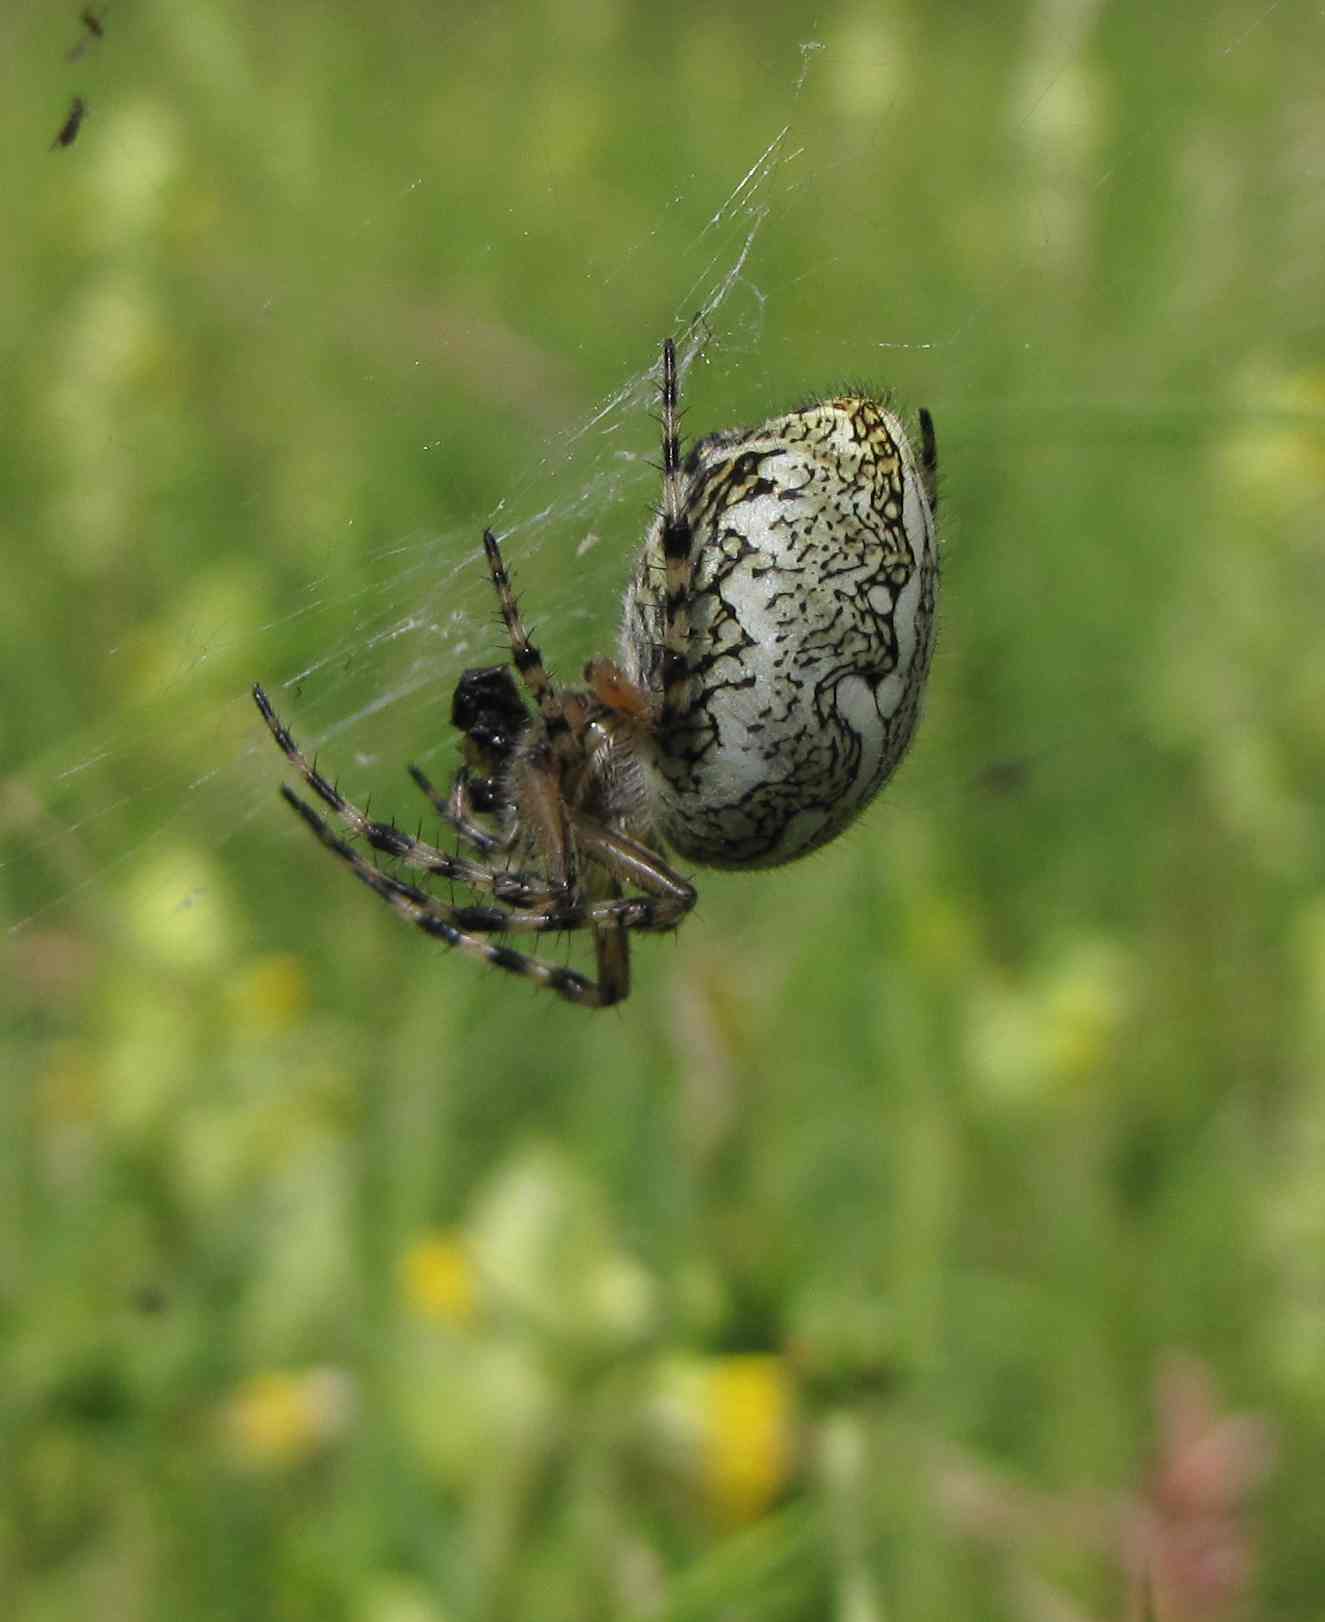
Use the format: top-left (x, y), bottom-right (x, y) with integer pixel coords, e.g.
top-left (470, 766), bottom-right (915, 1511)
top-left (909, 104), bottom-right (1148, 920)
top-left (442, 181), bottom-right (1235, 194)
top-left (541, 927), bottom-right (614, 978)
top-left (479, 529), bottom-right (596, 898)
top-left (593, 879), bottom-right (630, 1006)
top-left (569, 816), bottom-right (696, 930)
top-left (280, 787), bottom-right (681, 931)
top-left (407, 762), bottom-right (518, 855)
top-left (655, 338), bottom-right (696, 733)
top-left (277, 787), bottom-right (692, 1008)
top-left (253, 684), bottom-right (550, 906)
top-left (481, 529), bottom-right (580, 764)
top-left (918, 407), bottom-right (939, 516)
top-left (576, 821), bottom-right (699, 1005)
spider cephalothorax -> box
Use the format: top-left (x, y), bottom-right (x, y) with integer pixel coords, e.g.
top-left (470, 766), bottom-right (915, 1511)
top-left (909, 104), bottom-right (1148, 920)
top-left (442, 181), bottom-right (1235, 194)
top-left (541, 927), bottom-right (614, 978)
top-left (254, 340), bottom-right (938, 1007)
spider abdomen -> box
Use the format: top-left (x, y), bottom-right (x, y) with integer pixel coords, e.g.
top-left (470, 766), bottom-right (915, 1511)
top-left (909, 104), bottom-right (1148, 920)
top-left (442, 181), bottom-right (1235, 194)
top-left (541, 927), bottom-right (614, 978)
top-left (623, 396), bottom-right (937, 869)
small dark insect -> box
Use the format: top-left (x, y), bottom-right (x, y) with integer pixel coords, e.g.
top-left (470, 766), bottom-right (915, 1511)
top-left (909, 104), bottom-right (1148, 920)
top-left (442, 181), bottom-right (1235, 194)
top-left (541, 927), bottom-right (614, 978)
top-left (972, 755), bottom-right (1035, 799)
top-left (132, 1284), bottom-right (170, 1315)
top-left (67, 6), bottom-right (106, 61)
top-left (51, 95), bottom-right (87, 149)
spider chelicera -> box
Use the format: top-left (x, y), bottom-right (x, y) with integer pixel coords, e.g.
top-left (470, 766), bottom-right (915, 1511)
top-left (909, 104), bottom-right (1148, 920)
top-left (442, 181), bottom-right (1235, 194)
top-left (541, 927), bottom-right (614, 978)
top-left (253, 339), bottom-right (938, 1008)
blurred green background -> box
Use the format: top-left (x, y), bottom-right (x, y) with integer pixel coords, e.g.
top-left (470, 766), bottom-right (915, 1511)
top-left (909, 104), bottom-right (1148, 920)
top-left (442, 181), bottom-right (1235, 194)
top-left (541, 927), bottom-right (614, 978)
top-left (4, 1), bottom-right (1324, 1618)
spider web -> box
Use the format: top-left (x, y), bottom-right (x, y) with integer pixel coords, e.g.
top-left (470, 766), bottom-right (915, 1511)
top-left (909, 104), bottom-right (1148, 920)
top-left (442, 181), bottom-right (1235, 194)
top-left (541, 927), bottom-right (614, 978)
top-left (4, 89), bottom-right (789, 941)
top-left (4, 3), bottom-right (1321, 949)
top-left (249, 128), bottom-right (787, 769)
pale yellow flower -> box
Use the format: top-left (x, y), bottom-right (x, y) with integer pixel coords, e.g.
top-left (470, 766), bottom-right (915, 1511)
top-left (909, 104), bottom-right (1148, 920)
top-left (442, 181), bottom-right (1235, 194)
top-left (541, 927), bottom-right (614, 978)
top-left (399, 1231), bottom-right (476, 1326)
top-left (224, 1367), bottom-right (353, 1468)
top-left (225, 953), bottom-right (311, 1031)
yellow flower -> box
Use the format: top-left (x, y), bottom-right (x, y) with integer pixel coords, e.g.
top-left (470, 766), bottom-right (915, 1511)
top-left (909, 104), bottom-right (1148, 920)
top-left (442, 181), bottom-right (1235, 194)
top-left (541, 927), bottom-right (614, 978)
top-left (702, 1354), bottom-right (797, 1525)
top-left (399, 1231), bottom-right (476, 1326)
top-left (224, 1367), bottom-right (353, 1469)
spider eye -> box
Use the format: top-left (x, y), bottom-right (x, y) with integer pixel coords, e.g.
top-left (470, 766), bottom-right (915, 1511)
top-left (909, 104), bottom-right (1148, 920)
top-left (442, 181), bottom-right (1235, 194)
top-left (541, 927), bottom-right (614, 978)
top-left (468, 721), bottom-right (507, 751)
top-left (466, 774), bottom-right (504, 813)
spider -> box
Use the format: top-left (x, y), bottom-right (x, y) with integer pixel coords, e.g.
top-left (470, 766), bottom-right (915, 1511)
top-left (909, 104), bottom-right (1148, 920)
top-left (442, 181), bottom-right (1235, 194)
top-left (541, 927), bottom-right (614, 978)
top-left (253, 339), bottom-right (938, 1008)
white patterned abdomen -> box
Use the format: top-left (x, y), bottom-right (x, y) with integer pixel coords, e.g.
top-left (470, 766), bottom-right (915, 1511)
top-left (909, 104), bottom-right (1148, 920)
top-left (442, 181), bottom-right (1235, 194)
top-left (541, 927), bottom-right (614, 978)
top-left (621, 396), bottom-right (938, 869)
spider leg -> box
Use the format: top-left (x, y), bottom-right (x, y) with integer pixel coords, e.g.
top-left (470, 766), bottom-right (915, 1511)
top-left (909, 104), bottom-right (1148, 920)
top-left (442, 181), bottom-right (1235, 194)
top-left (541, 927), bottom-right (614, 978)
top-left (407, 762), bottom-right (518, 855)
top-left (481, 529), bottom-right (579, 764)
top-left (655, 338), bottom-right (695, 734)
top-left (571, 816), bottom-right (696, 930)
top-left (274, 782), bottom-right (685, 934)
top-left (253, 684), bottom-right (552, 905)
top-left (918, 407), bottom-right (938, 516)
top-left (592, 879), bottom-right (630, 1006)
top-left (278, 785), bottom-right (627, 1008)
